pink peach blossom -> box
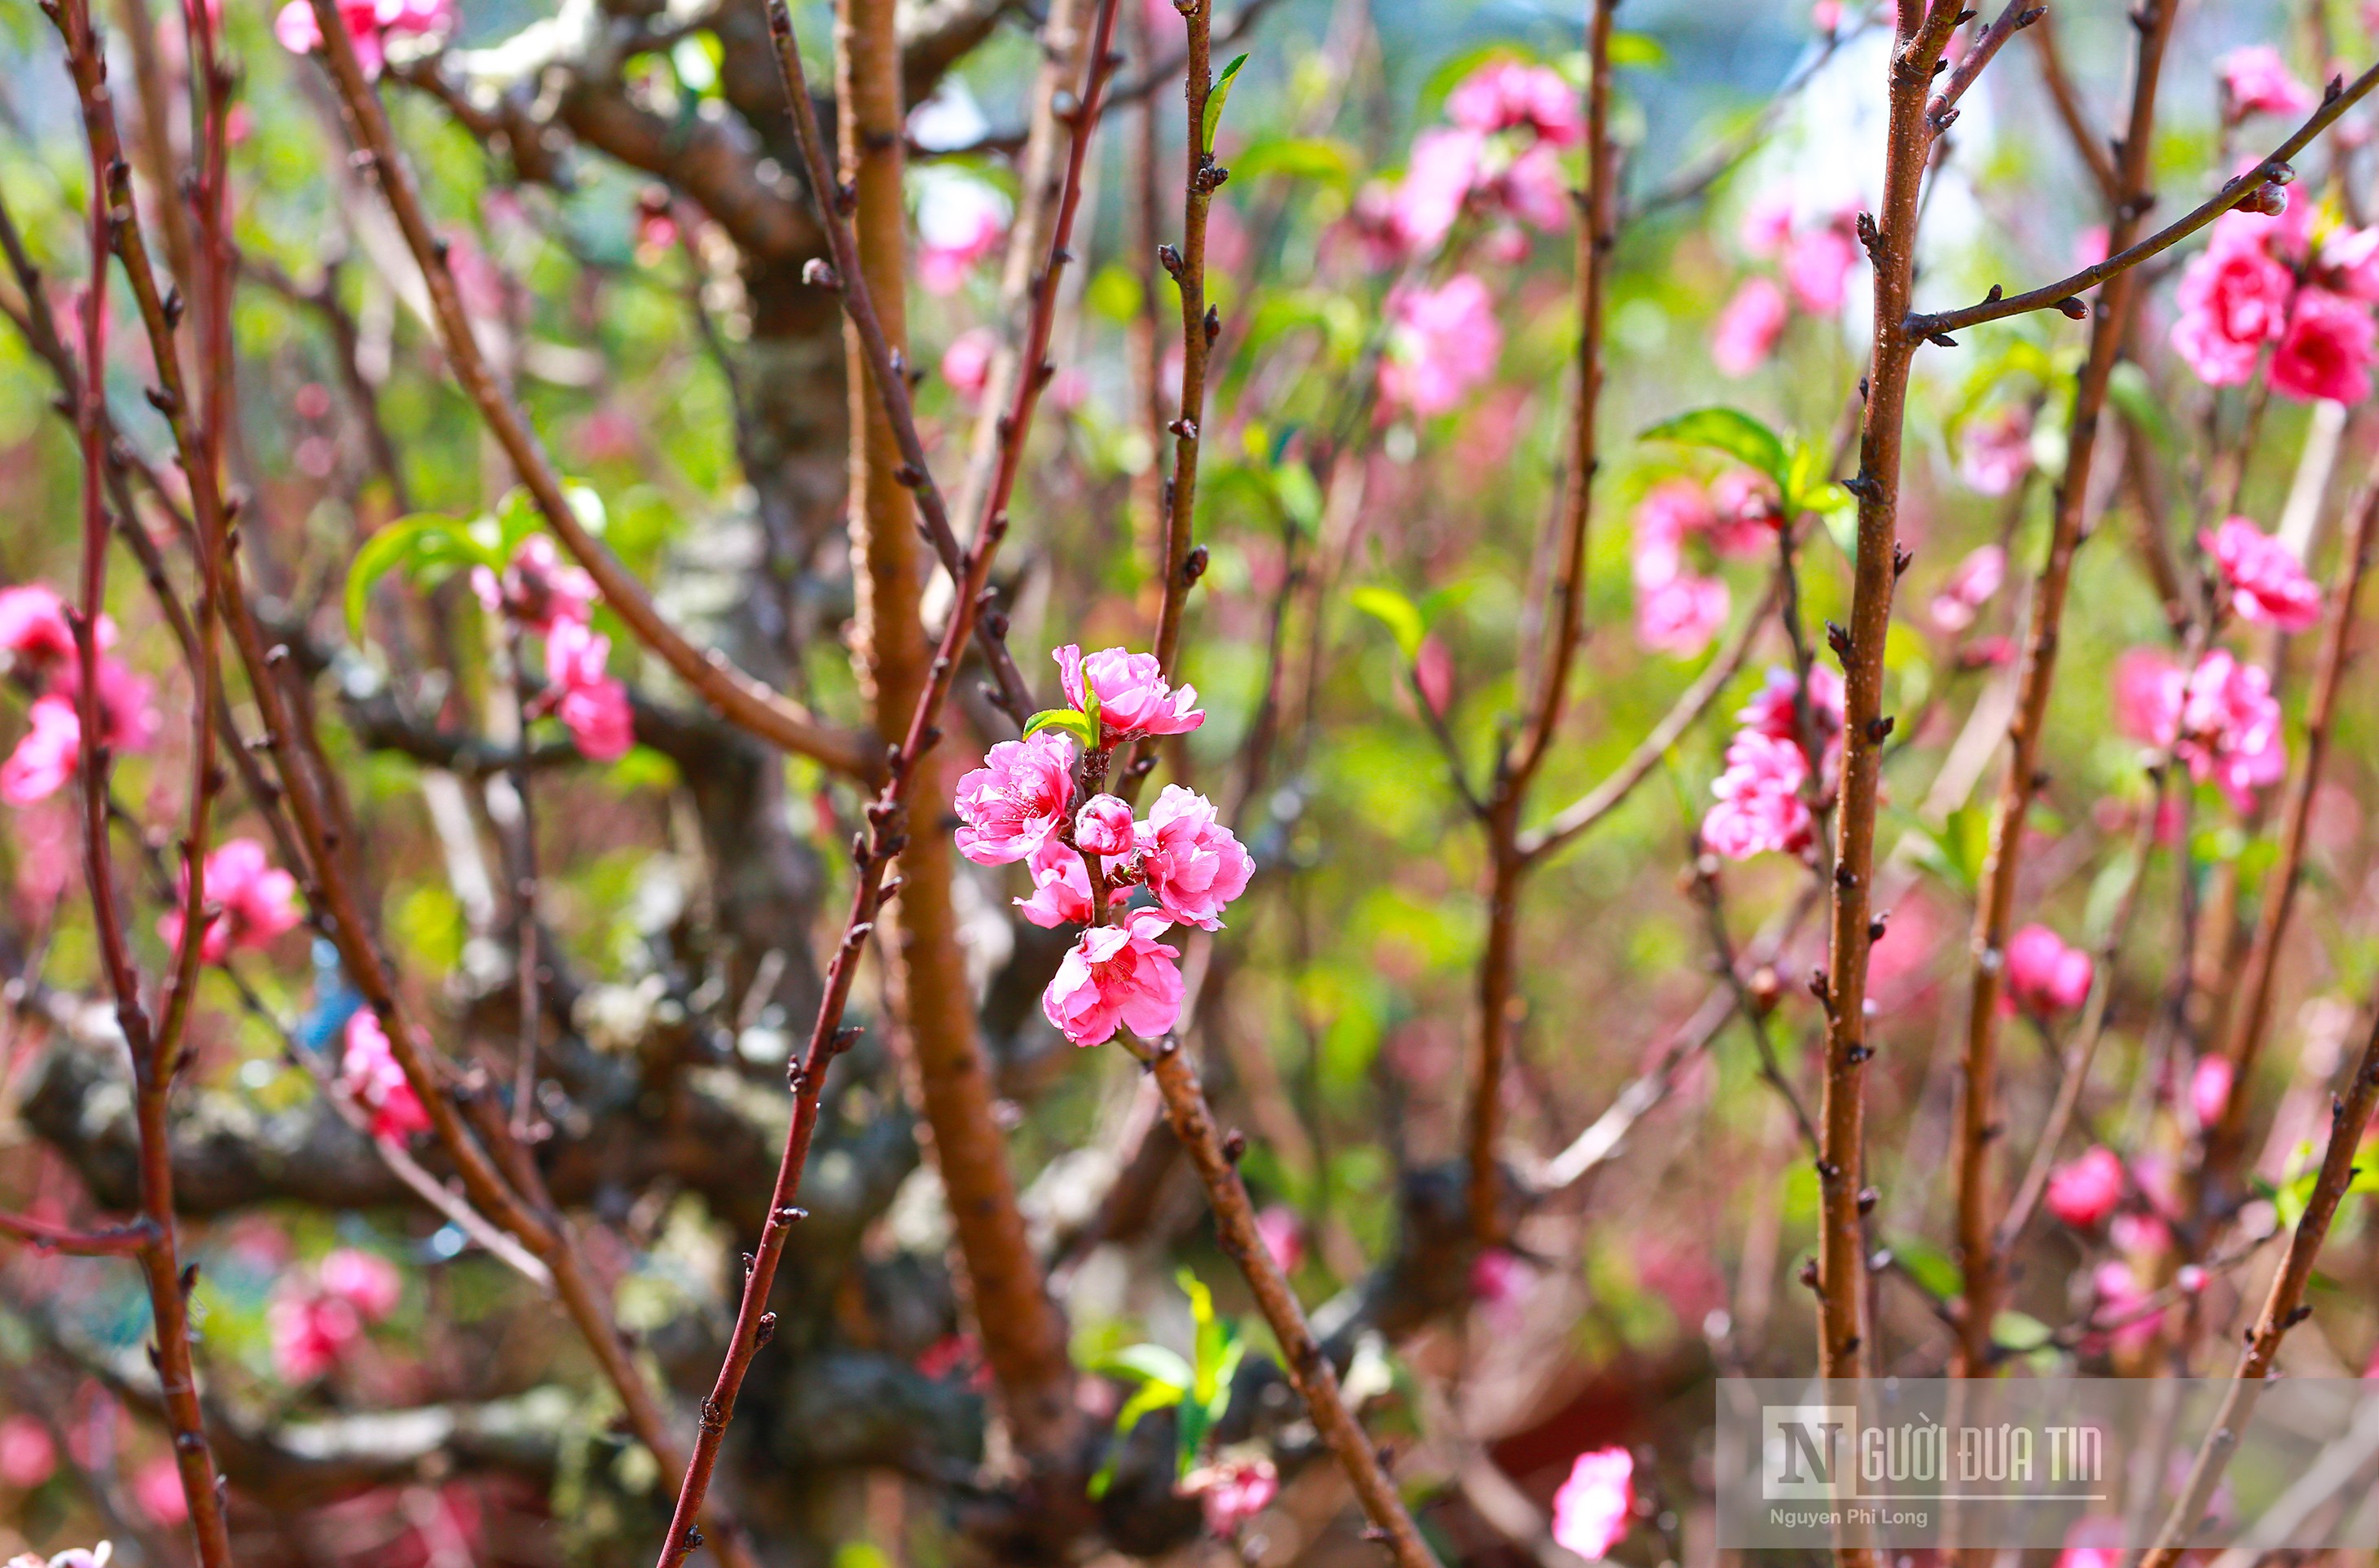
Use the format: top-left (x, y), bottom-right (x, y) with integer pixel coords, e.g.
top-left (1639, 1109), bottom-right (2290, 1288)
top-left (1379, 275), bottom-right (1502, 417)
top-left (2, 696), bottom-right (81, 806)
top-left (319, 1246), bottom-right (402, 1320)
top-left (2045, 1146), bottom-right (2124, 1228)
top-left (1707, 470), bottom-right (1781, 556)
top-left (2171, 217), bottom-right (2296, 385)
top-left (1702, 731), bottom-right (1811, 860)
top-left (1782, 220), bottom-right (1859, 314)
top-left (2090, 1260), bottom-right (2165, 1355)
top-left (0, 585), bottom-right (77, 669)
top-left (268, 1289), bottom-right (361, 1382)
top-left (342, 1010), bottom-right (433, 1141)
top-left (1711, 276), bottom-right (1788, 377)
top-left (1739, 662), bottom-right (1845, 765)
top-left (1958, 407), bottom-right (2034, 496)
top-left (1014, 838), bottom-right (1096, 930)
top-left (2191, 1056), bottom-right (2234, 1127)
top-left (1635, 573), bottom-right (1729, 657)
top-left (0, 1415), bottom-right (55, 1490)
top-left (1134, 784), bottom-right (1254, 930)
top-left (1191, 1457), bottom-right (1279, 1537)
top-left (2007, 924), bottom-right (2093, 1012)
top-left (1632, 479), bottom-right (1711, 586)
top-left (1254, 1204), bottom-right (1305, 1275)
top-left (545, 617), bottom-right (635, 762)
top-left (1053, 644), bottom-right (1206, 742)
top-left (940, 327), bottom-right (997, 403)
top-left (132, 1456), bottom-right (189, 1526)
top-left (2218, 45), bottom-right (2316, 119)
top-left (1739, 188), bottom-right (1796, 258)
top-left (2203, 516), bottom-right (2321, 630)
top-left (915, 178), bottom-right (1007, 296)
top-left (1469, 1246), bottom-right (1531, 1307)
top-left (1414, 633), bottom-right (1454, 718)
top-left (955, 731), bottom-right (1076, 865)
top-left (1929, 543), bottom-right (2007, 632)
top-left (473, 535), bottom-right (596, 634)
top-left (2179, 650), bottom-right (2287, 810)
top-left (1389, 127), bottom-right (1481, 254)
top-left (157, 837), bottom-right (301, 964)
top-left (1040, 910), bottom-right (1185, 1046)
top-left (2270, 288), bottom-right (2377, 402)
top-left (1446, 60), bottom-right (1584, 146)
top-left (1551, 1447), bottom-right (1635, 1560)
top-left (1075, 794), bottom-right (1136, 856)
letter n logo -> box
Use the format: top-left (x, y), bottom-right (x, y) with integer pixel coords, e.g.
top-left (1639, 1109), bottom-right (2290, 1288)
top-left (1762, 1406), bottom-right (1854, 1499)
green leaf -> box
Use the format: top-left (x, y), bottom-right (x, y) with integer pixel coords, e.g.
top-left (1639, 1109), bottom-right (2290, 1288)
top-left (1348, 585), bottom-right (1427, 661)
top-left (1607, 30), bottom-right (1667, 68)
top-left (1201, 54), bottom-right (1249, 155)
top-left (2106, 361), bottom-right (2179, 456)
top-left (1089, 1377), bottom-right (1188, 1498)
top-left (345, 515), bottom-right (496, 640)
top-left (1640, 406), bottom-right (1791, 491)
top-left (1093, 1343), bottom-right (1194, 1390)
top-left (1992, 1310), bottom-right (2054, 1353)
top-left (1022, 708), bottom-right (1097, 746)
top-left (1890, 1236), bottom-right (1963, 1301)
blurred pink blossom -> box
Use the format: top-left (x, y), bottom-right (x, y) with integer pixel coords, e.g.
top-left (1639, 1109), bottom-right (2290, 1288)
top-left (1379, 275), bottom-right (1502, 416)
top-left (2090, 1260), bottom-right (2165, 1355)
top-left (473, 535), bottom-right (597, 634)
top-left (1446, 60), bottom-right (1584, 145)
top-left (1782, 219), bottom-right (1859, 314)
top-left (268, 1289), bottom-right (361, 1383)
top-left (940, 327), bottom-right (997, 403)
top-left (2113, 648), bottom-right (2286, 810)
top-left (1414, 632), bottom-right (1454, 717)
top-left (2171, 214), bottom-right (2297, 385)
top-left (2218, 45), bottom-right (2316, 119)
top-left (1703, 731), bottom-right (1811, 860)
top-left (2, 696), bottom-right (81, 806)
top-left (2046, 1146), bottom-right (2124, 1228)
top-left (1551, 1447), bottom-right (1635, 1559)
top-left (915, 177), bottom-right (1007, 296)
top-left (1711, 277), bottom-right (1788, 377)
top-left (0, 1416), bottom-right (55, 1490)
top-left (274, 0), bottom-right (452, 81)
top-left (132, 1456), bottom-right (189, 1526)
top-left (546, 617), bottom-right (634, 762)
top-left (1928, 543), bottom-right (2007, 632)
top-left (157, 837), bottom-right (301, 964)
top-left (1254, 1205), bottom-right (1305, 1276)
top-left (1957, 407), bottom-right (2034, 496)
top-left (2007, 924), bottom-right (2093, 1012)
top-left (2270, 288), bottom-right (2378, 402)
top-left (342, 1010), bottom-right (432, 1141)
top-left (320, 1247), bottom-right (402, 1320)
top-left (1636, 573), bottom-right (1729, 657)
top-left (2203, 516), bottom-right (2321, 630)
top-left (1190, 1457), bottom-right (1278, 1536)
top-left (0, 585), bottom-right (77, 669)
top-left (2191, 1056), bottom-right (2234, 1127)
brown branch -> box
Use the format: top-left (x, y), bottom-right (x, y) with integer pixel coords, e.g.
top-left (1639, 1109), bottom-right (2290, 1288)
top-left (1922, 0), bottom-right (2042, 134)
top-left (1812, 0), bottom-right (1970, 1442)
top-left (302, 20), bottom-right (876, 780)
top-left (0, 1212), bottom-right (157, 1256)
top-left (645, 0), bottom-right (1119, 1556)
top-left (2028, 7), bottom-right (2119, 204)
top-left (49, 7), bottom-right (237, 1561)
top-left (759, 0), bottom-right (1036, 724)
top-left (1132, 1034), bottom-right (1441, 1568)
top-left (1465, 0), bottom-right (1620, 1248)
top-left (1910, 60), bottom-right (2379, 337)
top-left (2201, 448), bottom-right (2379, 1195)
top-left (1517, 573), bottom-right (1777, 863)
top-left (2138, 995), bottom-right (2379, 1568)
top-left (1948, 0), bottom-right (2175, 1382)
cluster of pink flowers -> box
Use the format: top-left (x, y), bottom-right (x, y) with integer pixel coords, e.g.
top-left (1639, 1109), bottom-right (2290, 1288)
top-left (2203, 516), bottom-right (2322, 629)
top-left (2006, 923), bottom-right (2092, 1014)
top-left (2170, 203), bottom-right (2379, 402)
top-left (273, 0), bottom-right (453, 78)
top-left (0, 584), bottom-right (160, 807)
top-left (1379, 275), bottom-right (1502, 419)
top-left (267, 1246), bottom-right (403, 1383)
top-left (2217, 45), bottom-right (2317, 121)
top-left (473, 537), bottom-right (633, 761)
top-left (2113, 647), bottom-right (2286, 810)
top-left (1630, 473), bottom-right (1774, 656)
top-left (914, 173), bottom-right (1009, 296)
top-left (1351, 59), bottom-right (1581, 264)
top-left (341, 1010), bottom-right (433, 1140)
top-left (156, 837), bottom-right (302, 964)
top-left (1710, 193), bottom-right (1863, 377)
top-left (952, 647), bottom-right (1252, 1047)
top-left (1927, 543), bottom-right (2007, 635)
top-left (1550, 1447), bottom-right (1635, 1559)
top-left (1701, 663), bottom-right (1844, 861)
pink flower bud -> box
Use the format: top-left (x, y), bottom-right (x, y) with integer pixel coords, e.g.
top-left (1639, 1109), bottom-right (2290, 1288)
top-left (1075, 794), bottom-right (1136, 856)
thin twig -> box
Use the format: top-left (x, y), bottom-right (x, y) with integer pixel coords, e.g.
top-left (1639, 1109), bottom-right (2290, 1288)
top-left (0, 1213), bottom-right (158, 1256)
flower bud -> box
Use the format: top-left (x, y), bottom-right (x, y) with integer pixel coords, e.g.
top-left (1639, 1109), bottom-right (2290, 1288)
top-left (1075, 794), bottom-right (1136, 856)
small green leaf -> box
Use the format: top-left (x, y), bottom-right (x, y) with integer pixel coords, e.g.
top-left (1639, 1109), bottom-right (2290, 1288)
top-left (1607, 30), bottom-right (1667, 68)
top-left (345, 515), bottom-right (495, 640)
top-left (1093, 1343), bottom-right (1194, 1390)
top-left (1640, 406), bottom-right (1791, 490)
top-left (1890, 1236), bottom-right (1963, 1301)
top-left (1992, 1310), bottom-right (2054, 1353)
top-left (1349, 585), bottom-right (1427, 661)
top-left (1201, 54), bottom-right (1249, 155)
top-left (1022, 708), bottom-right (1097, 746)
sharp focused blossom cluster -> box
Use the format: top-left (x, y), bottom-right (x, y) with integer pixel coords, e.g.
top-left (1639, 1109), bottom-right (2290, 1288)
top-left (476, 537), bottom-right (633, 761)
top-left (0, 584), bottom-right (160, 807)
top-left (1629, 473), bottom-right (1774, 657)
top-left (952, 647), bottom-right (1251, 1046)
top-left (2170, 205), bottom-right (2379, 402)
top-left (1701, 663), bottom-right (1844, 861)
top-left (2113, 647), bottom-right (2286, 810)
